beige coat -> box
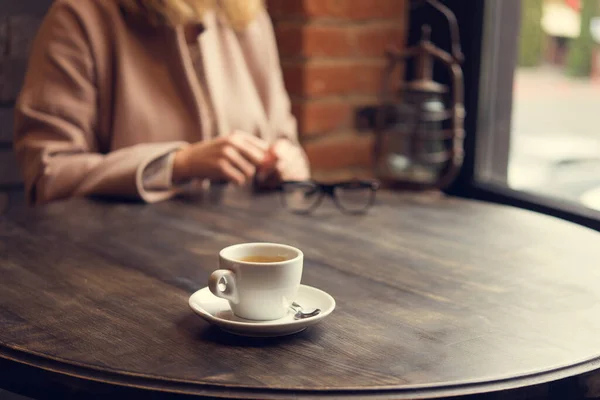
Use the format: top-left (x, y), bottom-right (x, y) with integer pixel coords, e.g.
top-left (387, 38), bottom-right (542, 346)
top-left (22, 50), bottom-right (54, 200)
top-left (14, 0), bottom-right (305, 205)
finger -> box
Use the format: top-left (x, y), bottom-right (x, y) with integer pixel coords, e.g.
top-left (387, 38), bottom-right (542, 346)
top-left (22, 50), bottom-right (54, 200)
top-left (262, 146), bottom-right (278, 169)
top-left (229, 133), bottom-right (269, 165)
top-left (235, 131), bottom-right (270, 151)
top-left (256, 147), bottom-right (278, 180)
top-left (223, 146), bottom-right (256, 178)
top-left (275, 159), bottom-right (308, 181)
top-left (218, 159), bottom-right (246, 186)
top-left (239, 144), bottom-right (267, 167)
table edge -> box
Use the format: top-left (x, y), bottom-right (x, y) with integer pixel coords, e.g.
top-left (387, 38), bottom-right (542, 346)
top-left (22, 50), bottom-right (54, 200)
top-left (2, 345), bottom-right (600, 399)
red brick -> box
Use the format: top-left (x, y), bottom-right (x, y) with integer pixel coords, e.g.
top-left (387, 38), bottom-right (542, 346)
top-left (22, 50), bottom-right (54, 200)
top-left (273, 25), bottom-right (303, 58)
top-left (282, 61), bottom-right (386, 97)
top-left (266, 0), bottom-right (304, 18)
top-left (275, 24), bottom-right (405, 59)
top-left (304, 134), bottom-right (374, 169)
top-left (297, 62), bottom-right (355, 96)
top-left (280, 64), bottom-right (305, 96)
top-left (355, 26), bottom-right (406, 57)
top-left (268, 0), bottom-right (407, 21)
top-left (293, 100), bottom-right (353, 136)
top-left (303, 25), bottom-right (354, 57)
top-left (275, 24), bottom-right (353, 58)
top-left (337, 0), bottom-right (407, 20)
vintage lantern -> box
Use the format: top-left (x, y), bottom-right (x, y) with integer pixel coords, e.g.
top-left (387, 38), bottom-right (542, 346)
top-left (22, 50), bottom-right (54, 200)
top-left (374, 0), bottom-right (465, 190)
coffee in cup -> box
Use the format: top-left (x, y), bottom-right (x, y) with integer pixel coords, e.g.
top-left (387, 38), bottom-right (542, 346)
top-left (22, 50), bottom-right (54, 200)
top-left (208, 243), bottom-right (303, 321)
top-left (238, 255), bottom-right (288, 263)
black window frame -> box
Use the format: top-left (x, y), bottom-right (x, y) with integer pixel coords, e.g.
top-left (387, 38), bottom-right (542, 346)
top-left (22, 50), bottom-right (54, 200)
top-left (413, 0), bottom-right (600, 232)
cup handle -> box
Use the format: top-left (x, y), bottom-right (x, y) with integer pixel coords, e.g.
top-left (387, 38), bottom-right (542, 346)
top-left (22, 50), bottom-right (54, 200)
top-left (208, 270), bottom-right (239, 304)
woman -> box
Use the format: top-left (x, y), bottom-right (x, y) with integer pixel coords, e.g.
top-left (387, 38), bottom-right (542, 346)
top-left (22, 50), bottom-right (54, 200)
top-left (13, 0), bottom-right (310, 205)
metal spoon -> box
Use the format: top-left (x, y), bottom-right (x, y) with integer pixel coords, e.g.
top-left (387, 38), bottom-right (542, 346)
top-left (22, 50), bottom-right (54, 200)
top-left (290, 302), bottom-right (321, 320)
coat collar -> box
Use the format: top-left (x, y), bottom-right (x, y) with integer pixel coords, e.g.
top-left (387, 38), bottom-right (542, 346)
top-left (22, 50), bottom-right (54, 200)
top-left (174, 10), bottom-right (230, 138)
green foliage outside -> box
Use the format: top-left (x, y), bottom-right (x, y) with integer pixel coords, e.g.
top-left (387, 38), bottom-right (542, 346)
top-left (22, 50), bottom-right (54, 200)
top-left (566, 0), bottom-right (599, 77)
top-left (519, 0), bottom-right (545, 67)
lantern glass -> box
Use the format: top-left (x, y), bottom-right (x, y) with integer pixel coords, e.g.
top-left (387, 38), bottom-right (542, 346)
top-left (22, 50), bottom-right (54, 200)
top-left (376, 89), bottom-right (450, 185)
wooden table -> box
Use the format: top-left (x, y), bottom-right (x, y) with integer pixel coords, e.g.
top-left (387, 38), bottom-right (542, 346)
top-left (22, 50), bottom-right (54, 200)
top-left (2, 188), bottom-right (600, 400)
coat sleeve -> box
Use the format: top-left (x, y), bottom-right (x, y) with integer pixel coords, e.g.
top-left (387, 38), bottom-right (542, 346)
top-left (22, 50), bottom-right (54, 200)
top-left (13, 1), bottom-right (187, 206)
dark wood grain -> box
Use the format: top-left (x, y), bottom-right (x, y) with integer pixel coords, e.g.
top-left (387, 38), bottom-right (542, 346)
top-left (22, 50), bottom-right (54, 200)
top-left (1, 188), bottom-right (600, 399)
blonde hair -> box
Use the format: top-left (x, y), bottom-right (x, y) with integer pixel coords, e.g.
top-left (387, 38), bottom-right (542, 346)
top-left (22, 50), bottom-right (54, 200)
top-left (123, 0), bottom-right (264, 30)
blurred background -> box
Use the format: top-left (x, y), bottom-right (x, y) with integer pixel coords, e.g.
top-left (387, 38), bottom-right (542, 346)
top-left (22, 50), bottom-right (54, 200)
top-left (510, 0), bottom-right (600, 210)
top-left (2, 0), bottom-right (600, 213)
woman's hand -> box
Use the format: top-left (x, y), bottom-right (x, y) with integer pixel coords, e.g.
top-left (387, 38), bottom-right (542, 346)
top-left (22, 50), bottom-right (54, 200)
top-left (256, 139), bottom-right (310, 188)
top-left (172, 131), bottom-right (269, 185)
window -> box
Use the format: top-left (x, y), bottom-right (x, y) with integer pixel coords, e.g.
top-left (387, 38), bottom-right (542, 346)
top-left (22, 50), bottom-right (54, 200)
top-left (438, 0), bottom-right (600, 231)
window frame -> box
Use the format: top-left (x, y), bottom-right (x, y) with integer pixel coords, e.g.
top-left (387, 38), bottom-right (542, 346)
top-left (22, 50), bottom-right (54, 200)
top-left (436, 0), bottom-right (600, 232)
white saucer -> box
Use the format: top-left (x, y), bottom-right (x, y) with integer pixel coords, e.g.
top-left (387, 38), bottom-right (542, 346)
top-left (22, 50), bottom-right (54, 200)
top-left (188, 285), bottom-right (335, 337)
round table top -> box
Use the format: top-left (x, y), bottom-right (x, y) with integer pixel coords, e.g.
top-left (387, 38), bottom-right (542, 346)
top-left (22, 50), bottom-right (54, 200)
top-left (1, 189), bottom-right (600, 399)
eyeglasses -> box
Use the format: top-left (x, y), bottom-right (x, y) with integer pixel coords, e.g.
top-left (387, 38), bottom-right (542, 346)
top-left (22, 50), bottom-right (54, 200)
top-left (278, 180), bottom-right (380, 215)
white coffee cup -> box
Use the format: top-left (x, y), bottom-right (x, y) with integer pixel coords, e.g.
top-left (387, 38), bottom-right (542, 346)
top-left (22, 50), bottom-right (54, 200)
top-left (208, 243), bottom-right (303, 321)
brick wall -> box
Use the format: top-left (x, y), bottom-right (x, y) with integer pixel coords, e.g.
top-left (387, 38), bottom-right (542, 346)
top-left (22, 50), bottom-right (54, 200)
top-left (267, 0), bottom-right (408, 181)
top-left (0, 1), bottom-right (51, 189)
